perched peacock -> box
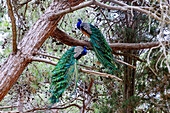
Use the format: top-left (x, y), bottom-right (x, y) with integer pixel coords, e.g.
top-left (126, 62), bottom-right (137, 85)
top-left (77, 19), bottom-right (119, 74)
top-left (49, 46), bottom-right (87, 104)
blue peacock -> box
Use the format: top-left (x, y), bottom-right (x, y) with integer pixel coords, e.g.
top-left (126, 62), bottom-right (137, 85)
top-left (49, 46), bottom-right (87, 104)
top-left (77, 19), bottom-right (119, 74)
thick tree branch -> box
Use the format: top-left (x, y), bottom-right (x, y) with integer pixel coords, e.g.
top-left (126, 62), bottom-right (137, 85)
top-left (51, 28), bottom-right (169, 50)
top-left (7, 0), bottom-right (17, 54)
top-left (51, 28), bottom-right (92, 49)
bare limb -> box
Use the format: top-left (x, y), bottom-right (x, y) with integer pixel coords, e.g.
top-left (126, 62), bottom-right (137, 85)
top-left (25, 104), bottom-right (81, 112)
top-left (80, 68), bottom-right (122, 82)
top-left (31, 57), bottom-right (57, 66)
top-left (35, 51), bottom-right (60, 60)
top-left (7, 0), bottom-right (17, 54)
top-left (0, 106), bottom-right (18, 109)
top-left (116, 59), bottom-right (136, 69)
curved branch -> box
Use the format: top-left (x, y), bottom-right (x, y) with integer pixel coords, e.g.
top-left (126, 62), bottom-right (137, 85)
top-left (35, 51), bottom-right (60, 60)
top-left (25, 104), bottom-right (81, 112)
top-left (51, 28), bottom-right (169, 50)
top-left (51, 28), bottom-right (92, 49)
top-left (31, 57), bottom-right (57, 66)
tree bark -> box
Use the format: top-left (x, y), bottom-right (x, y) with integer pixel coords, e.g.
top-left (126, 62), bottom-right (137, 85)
top-left (123, 50), bottom-right (136, 113)
top-left (0, 0), bottom-right (85, 102)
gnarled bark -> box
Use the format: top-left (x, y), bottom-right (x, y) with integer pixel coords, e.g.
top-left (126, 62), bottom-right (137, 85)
top-left (0, 0), bottom-right (85, 102)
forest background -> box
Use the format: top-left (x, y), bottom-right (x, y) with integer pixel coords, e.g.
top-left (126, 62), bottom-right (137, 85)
top-left (0, 0), bottom-right (169, 112)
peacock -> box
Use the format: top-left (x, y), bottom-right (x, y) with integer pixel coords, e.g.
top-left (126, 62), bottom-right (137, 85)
top-left (49, 46), bottom-right (87, 104)
top-left (77, 19), bottom-right (119, 74)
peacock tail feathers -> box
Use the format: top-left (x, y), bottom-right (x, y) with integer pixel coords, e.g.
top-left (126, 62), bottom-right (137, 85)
top-left (49, 46), bottom-right (87, 104)
top-left (88, 23), bottom-right (120, 73)
top-left (77, 19), bottom-right (120, 74)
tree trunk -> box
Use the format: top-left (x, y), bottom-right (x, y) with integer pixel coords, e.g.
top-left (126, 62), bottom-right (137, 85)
top-left (0, 0), bottom-right (85, 102)
top-left (123, 50), bottom-right (136, 113)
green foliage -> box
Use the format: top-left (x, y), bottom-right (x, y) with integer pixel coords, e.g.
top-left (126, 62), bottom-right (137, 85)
top-left (0, 0), bottom-right (169, 112)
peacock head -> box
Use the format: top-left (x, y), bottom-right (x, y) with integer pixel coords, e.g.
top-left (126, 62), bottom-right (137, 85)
top-left (77, 19), bottom-right (82, 29)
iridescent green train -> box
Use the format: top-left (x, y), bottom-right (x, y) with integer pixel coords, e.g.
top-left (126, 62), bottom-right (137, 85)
top-left (77, 19), bottom-right (120, 74)
top-left (49, 46), bottom-right (87, 104)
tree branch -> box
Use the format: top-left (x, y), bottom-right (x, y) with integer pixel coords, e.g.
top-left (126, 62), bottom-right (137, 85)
top-left (48, 0), bottom-right (169, 24)
top-left (51, 28), bottom-right (92, 49)
top-left (0, 106), bottom-right (18, 109)
top-left (80, 68), bottom-right (122, 82)
top-left (31, 57), bottom-right (122, 81)
top-left (47, 0), bottom-right (94, 20)
top-left (94, 1), bottom-right (169, 25)
top-left (113, 52), bottom-right (145, 62)
top-left (7, 0), bottom-right (17, 54)
top-left (25, 104), bottom-right (81, 112)
top-left (0, 0), bottom-right (88, 102)
top-left (51, 28), bottom-right (169, 50)
top-left (35, 51), bottom-right (60, 60)
top-left (88, 77), bottom-right (94, 92)
top-left (31, 57), bottom-right (57, 66)
top-left (116, 59), bottom-right (136, 69)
